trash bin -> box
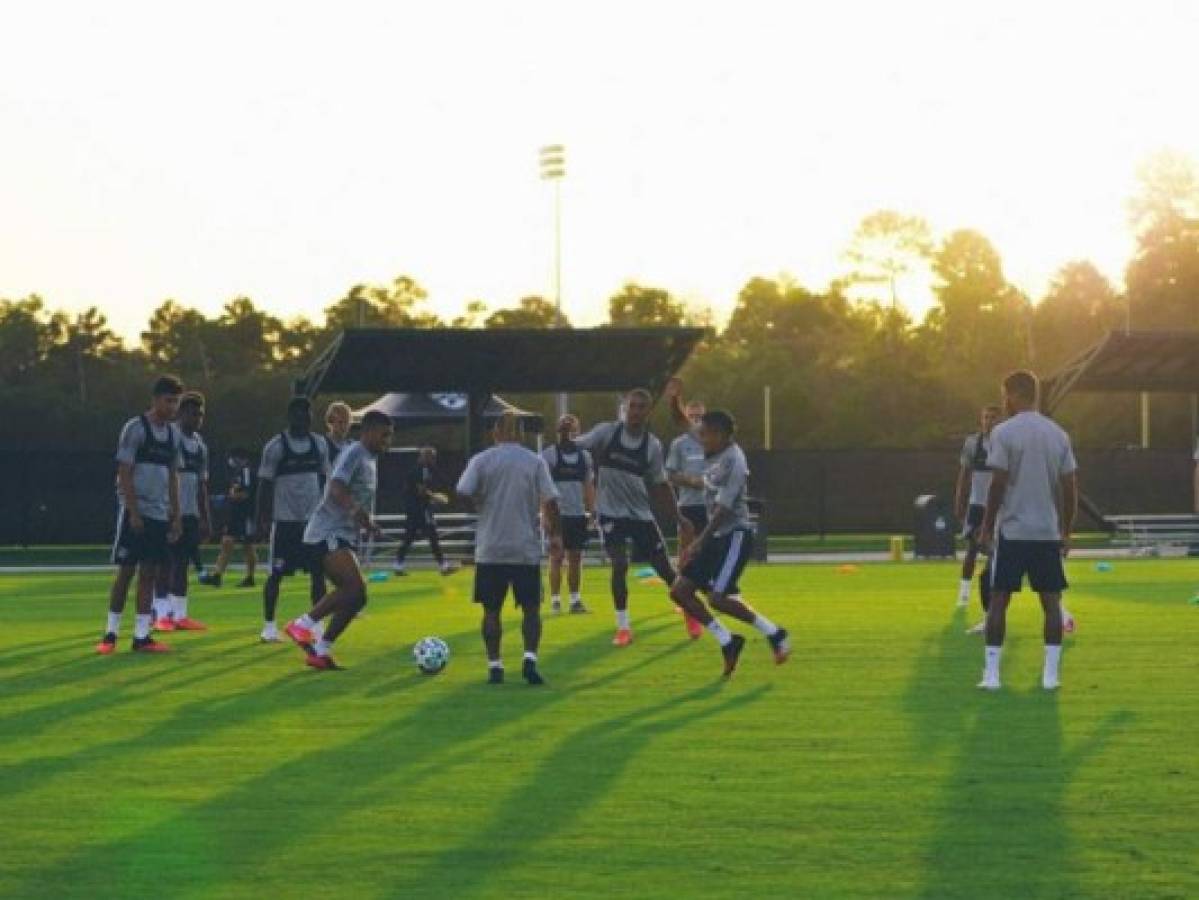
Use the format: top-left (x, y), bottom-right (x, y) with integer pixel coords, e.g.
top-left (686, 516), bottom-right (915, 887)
top-left (748, 497), bottom-right (768, 562)
top-left (913, 494), bottom-right (955, 559)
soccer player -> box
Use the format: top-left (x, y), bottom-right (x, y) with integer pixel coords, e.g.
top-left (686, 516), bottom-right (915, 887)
top-left (393, 446), bottom-right (456, 576)
top-left (154, 391), bottom-right (211, 632)
top-left (978, 370), bottom-right (1078, 691)
top-left (954, 405), bottom-right (1000, 608)
top-left (256, 396), bottom-right (330, 643)
top-left (199, 448), bottom-right (259, 587)
top-left (671, 410), bottom-right (791, 677)
top-left (97, 375), bottom-right (184, 654)
top-left (574, 388), bottom-right (695, 646)
top-left (457, 411), bottom-right (562, 685)
top-left (284, 410), bottom-right (393, 670)
top-left (324, 400), bottom-right (352, 466)
top-left (541, 414), bottom-right (594, 615)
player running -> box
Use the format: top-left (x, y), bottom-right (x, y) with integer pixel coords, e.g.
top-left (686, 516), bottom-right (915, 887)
top-left (97, 375), bottom-right (184, 655)
top-left (199, 448), bottom-right (259, 588)
top-left (457, 411), bottom-right (562, 685)
top-left (284, 410), bottom-right (393, 670)
top-left (541, 414), bottom-right (594, 615)
top-left (256, 397), bottom-right (331, 643)
top-left (154, 391), bottom-right (211, 632)
top-left (955, 405), bottom-right (999, 610)
top-left (393, 446), bottom-right (456, 576)
top-left (978, 370), bottom-right (1078, 691)
top-left (574, 387), bottom-right (696, 646)
top-left (324, 400), bottom-right (352, 466)
top-left (670, 410), bottom-right (791, 677)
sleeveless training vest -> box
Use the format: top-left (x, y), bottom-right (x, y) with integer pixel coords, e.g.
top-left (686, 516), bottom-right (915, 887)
top-left (135, 415), bottom-right (176, 468)
top-left (970, 433), bottom-right (991, 472)
top-left (276, 432), bottom-right (323, 479)
top-left (550, 443), bottom-right (588, 483)
top-left (179, 434), bottom-right (204, 475)
top-left (598, 424), bottom-right (650, 477)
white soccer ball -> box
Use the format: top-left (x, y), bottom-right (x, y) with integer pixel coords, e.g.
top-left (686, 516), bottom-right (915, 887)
top-left (413, 636), bottom-right (450, 674)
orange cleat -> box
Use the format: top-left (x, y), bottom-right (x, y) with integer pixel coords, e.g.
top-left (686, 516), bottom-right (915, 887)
top-left (612, 627), bottom-right (633, 647)
top-left (685, 615), bottom-right (704, 640)
top-left (306, 653), bottom-right (342, 671)
top-left (96, 632), bottom-right (117, 655)
top-left (285, 620), bottom-right (314, 648)
top-left (173, 617), bottom-right (207, 631)
top-left (131, 636), bottom-right (171, 653)
top-left (154, 617), bottom-right (176, 632)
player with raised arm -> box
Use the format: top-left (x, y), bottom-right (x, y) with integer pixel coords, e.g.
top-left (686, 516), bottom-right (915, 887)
top-left (284, 410), bottom-right (393, 670)
top-left (98, 375), bottom-right (184, 655)
top-left (978, 370), bottom-right (1079, 691)
top-left (542, 414), bottom-right (594, 615)
top-left (457, 412), bottom-right (562, 685)
top-left (256, 396), bottom-right (331, 643)
top-left (671, 410), bottom-right (791, 677)
top-left (574, 387), bottom-right (694, 646)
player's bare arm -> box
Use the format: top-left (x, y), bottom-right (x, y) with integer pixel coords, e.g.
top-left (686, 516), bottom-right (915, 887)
top-left (256, 476), bottom-right (275, 536)
top-left (117, 462), bottom-right (143, 531)
top-left (1059, 471), bottom-right (1078, 556)
top-left (954, 465), bottom-right (970, 522)
top-left (980, 468), bottom-right (1009, 548)
top-left (168, 468), bottom-right (182, 542)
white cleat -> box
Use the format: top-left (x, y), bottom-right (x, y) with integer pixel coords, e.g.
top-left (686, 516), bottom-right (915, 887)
top-left (260, 627), bottom-right (281, 643)
top-left (977, 675), bottom-right (1001, 691)
top-left (1042, 674), bottom-right (1061, 691)
top-left (965, 621), bottom-right (986, 635)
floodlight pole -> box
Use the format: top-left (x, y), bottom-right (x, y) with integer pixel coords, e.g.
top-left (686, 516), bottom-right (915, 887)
top-left (540, 144), bottom-right (568, 419)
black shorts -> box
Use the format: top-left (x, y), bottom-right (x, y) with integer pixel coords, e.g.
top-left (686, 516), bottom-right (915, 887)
top-left (303, 535), bottom-right (356, 570)
top-left (270, 521), bottom-right (317, 576)
top-left (680, 505), bottom-right (709, 533)
top-left (962, 504), bottom-right (986, 540)
top-left (111, 511), bottom-right (170, 567)
top-left (599, 515), bottom-right (667, 562)
top-left (561, 516), bottom-right (590, 552)
top-left (226, 504), bottom-right (256, 542)
top-left (170, 515), bottom-right (201, 564)
top-left (682, 528), bottom-right (754, 595)
top-left (404, 506), bottom-right (438, 537)
top-left (473, 564), bottom-right (542, 610)
top-left (990, 535), bottom-right (1068, 594)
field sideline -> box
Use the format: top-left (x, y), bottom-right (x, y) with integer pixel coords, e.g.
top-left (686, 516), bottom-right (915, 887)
top-left (1, 560), bottom-right (1196, 898)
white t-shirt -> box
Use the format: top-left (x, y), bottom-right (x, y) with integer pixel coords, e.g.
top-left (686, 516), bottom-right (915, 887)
top-left (457, 442), bottom-right (560, 566)
top-left (987, 411), bottom-right (1077, 542)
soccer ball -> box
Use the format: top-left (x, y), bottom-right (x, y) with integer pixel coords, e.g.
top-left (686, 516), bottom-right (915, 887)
top-left (413, 636), bottom-right (450, 674)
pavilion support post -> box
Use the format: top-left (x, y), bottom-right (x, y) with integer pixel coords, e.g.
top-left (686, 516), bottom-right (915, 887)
top-left (465, 391), bottom-right (490, 458)
top-left (1140, 392), bottom-right (1150, 449)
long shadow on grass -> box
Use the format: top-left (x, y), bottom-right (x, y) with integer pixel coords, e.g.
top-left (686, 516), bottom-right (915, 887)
top-left (390, 681), bottom-right (771, 899)
top-left (11, 615), bottom-right (695, 896)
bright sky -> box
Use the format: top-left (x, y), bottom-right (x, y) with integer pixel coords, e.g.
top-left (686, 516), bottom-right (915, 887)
top-left (2, 0), bottom-right (1197, 341)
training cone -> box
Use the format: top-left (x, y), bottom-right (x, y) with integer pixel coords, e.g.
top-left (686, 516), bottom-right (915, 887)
top-left (634, 566), bottom-right (656, 579)
top-left (1095, 562), bottom-right (1113, 573)
top-left (367, 571), bottom-right (390, 583)
top-left (837, 564), bottom-right (859, 574)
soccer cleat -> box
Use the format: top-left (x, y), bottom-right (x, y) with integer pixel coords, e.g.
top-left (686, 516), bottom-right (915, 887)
top-left (305, 653), bottom-right (342, 671)
top-left (173, 617), bottom-right (207, 631)
top-left (612, 627), bottom-right (633, 647)
top-left (1042, 673), bottom-right (1061, 691)
top-left (551, 599), bottom-right (562, 615)
top-left (522, 659), bottom-right (545, 686)
top-left (154, 617), bottom-right (177, 632)
top-left (439, 562), bottom-right (459, 576)
top-left (285, 620), bottom-right (315, 649)
top-left (393, 564), bottom-right (409, 577)
top-left (260, 628), bottom-right (281, 643)
top-left (237, 576), bottom-right (255, 588)
top-left (131, 636), bottom-right (171, 653)
top-left (721, 634), bottom-right (746, 677)
top-left (977, 675), bottom-right (1001, 691)
top-left (768, 628), bottom-right (792, 664)
top-left (966, 621), bottom-right (986, 635)
top-left (569, 601), bottom-right (589, 615)
top-left (198, 572), bottom-right (222, 587)
top-left (488, 667), bottom-right (505, 685)
top-left (96, 632), bottom-right (118, 655)
top-left (684, 614), bottom-right (704, 640)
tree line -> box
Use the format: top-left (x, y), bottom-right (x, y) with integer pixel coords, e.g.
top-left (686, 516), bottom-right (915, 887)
top-left (2, 151), bottom-right (1197, 453)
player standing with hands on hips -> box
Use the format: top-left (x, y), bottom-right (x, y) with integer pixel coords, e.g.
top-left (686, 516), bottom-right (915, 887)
top-left (978, 370), bottom-right (1078, 691)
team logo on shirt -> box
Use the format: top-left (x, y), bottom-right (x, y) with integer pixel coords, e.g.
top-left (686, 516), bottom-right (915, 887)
top-left (431, 393), bottom-right (468, 411)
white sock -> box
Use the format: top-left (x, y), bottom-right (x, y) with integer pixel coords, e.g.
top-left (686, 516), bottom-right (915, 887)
top-left (106, 612), bottom-right (122, 636)
top-left (134, 614), bottom-right (152, 640)
top-left (523, 651), bottom-right (537, 662)
top-left (297, 614), bottom-right (317, 630)
top-left (570, 592), bottom-right (581, 604)
top-left (616, 609), bottom-right (630, 629)
top-left (152, 595), bottom-right (168, 619)
top-left (707, 618), bottom-right (733, 647)
top-left (551, 594), bottom-right (561, 605)
top-left (959, 579), bottom-right (971, 595)
top-left (1044, 644), bottom-right (1062, 678)
top-left (314, 637), bottom-right (333, 657)
top-left (488, 658), bottom-right (503, 670)
top-left (751, 614), bottom-right (779, 637)
top-left (984, 645), bottom-right (1003, 680)
top-left (171, 594), bottom-right (188, 619)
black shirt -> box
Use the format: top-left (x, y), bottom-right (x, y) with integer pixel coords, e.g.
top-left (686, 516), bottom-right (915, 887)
top-left (405, 464), bottom-right (436, 512)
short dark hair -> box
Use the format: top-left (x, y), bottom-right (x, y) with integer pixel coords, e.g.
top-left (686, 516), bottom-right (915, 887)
top-left (287, 396), bottom-right (311, 416)
top-left (361, 410), bottom-right (391, 431)
top-left (1003, 370), bottom-right (1039, 404)
top-left (626, 388), bottom-right (652, 403)
top-left (179, 391), bottom-right (205, 413)
top-left (701, 409), bottom-right (736, 437)
top-left (152, 375), bottom-right (184, 397)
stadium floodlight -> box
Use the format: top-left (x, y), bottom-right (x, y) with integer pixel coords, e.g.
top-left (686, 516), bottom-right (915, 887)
top-left (539, 144), bottom-right (568, 417)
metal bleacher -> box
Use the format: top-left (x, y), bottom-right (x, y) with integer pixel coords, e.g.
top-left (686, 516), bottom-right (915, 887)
top-left (1105, 514), bottom-right (1199, 557)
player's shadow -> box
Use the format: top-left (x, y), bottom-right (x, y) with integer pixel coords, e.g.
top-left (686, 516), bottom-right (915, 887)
top-left (0, 632), bottom-right (98, 665)
top-left (902, 603), bottom-right (977, 758)
top-left (10, 617), bottom-right (695, 895)
top-left (388, 681), bottom-right (772, 899)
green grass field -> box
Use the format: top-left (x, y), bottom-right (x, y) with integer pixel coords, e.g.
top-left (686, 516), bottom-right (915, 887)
top-left (2, 560), bottom-right (1196, 899)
